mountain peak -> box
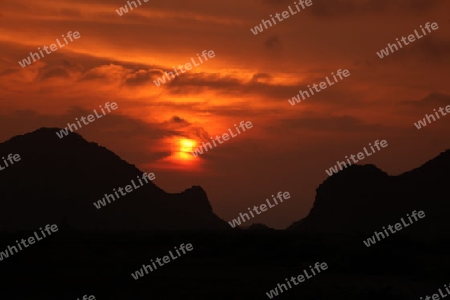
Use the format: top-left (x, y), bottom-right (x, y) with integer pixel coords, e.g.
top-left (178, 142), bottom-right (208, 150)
top-left (0, 128), bottom-right (229, 230)
top-left (289, 149), bottom-right (450, 236)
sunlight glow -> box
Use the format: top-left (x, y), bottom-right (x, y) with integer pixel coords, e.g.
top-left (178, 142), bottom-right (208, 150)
top-left (180, 139), bottom-right (196, 153)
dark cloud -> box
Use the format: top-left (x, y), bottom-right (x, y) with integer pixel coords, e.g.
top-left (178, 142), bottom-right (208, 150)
top-left (267, 114), bottom-right (386, 133)
top-left (251, 73), bottom-right (272, 82)
top-left (40, 67), bottom-right (70, 80)
top-left (259, 0), bottom-right (440, 17)
top-left (124, 69), bottom-right (150, 85)
top-left (169, 73), bottom-right (241, 89)
top-left (172, 116), bottom-right (187, 123)
top-left (167, 72), bottom-right (299, 100)
top-left (401, 93), bottom-right (450, 108)
top-left (0, 68), bottom-right (17, 77)
top-left (162, 116), bottom-right (191, 130)
top-left (264, 35), bottom-right (282, 52)
top-left (203, 105), bottom-right (276, 118)
top-left (188, 126), bottom-right (210, 141)
top-left (125, 69), bottom-right (166, 86)
top-left (412, 36), bottom-right (450, 63)
top-left (352, 36), bottom-right (450, 71)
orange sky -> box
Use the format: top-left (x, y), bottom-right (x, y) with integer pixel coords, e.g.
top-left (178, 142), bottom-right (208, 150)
top-left (0, 0), bottom-right (449, 228)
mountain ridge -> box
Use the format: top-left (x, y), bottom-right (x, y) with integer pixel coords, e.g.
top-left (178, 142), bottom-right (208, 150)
top-left (0, 127), bottom-right (229, 230)
top-left (288, 149), bottom-right (450, 235)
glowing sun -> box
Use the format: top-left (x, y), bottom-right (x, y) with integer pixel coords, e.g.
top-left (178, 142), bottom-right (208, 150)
top-left (176, 138), bottom-right (198, 162)
top-left (180, 139), bottom-right (196, 153)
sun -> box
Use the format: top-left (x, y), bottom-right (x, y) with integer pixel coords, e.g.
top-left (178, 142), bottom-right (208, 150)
top-left (154, 137), bottom-right (201, 170)
top-left (176, 138), bottom-right (198, 162)
top-left (180, 139), bottom-right (196, 153)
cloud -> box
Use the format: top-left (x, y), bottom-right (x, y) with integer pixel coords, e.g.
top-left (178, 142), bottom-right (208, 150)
top-left (401, 93), bottom-right (450, 108)
top-left (411, 37), bottom-right (450, 63)
top-left (264, 35), bottom-right (282, 52)
top-left (161, 116), bottom-right (191, 130)
top-left (251, 73), bottom-right (272, 83)
top-left (259, 0), bottom-right (441, 17)
top-left (188, 126), bottom-right (210, 141)
top-left (39, 67), bottom-right (71, 80)
top-left (267, 114), bottom-right (386, 133)
top-left (166, 72), bottom-right (300, 100)
top-left (171, 116), bottom-right (188, 124)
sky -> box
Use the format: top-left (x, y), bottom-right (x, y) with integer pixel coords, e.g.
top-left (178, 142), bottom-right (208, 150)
top-left (0, 0), bottom-right (449, 229)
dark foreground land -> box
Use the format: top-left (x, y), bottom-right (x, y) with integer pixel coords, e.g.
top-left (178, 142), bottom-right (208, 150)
top-left (1, 230), bottom-right (449, 300)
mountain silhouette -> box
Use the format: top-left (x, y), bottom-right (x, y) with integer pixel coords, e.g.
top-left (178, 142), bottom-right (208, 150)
top-left (288, 150), bottom-right (450, 235)
top-left (0, 128), bottom-right (229, 230)
top-left (245, 223), bottom-right (275, 230)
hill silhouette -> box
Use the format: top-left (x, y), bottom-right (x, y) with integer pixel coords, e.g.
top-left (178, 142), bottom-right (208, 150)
top-left (288, 150), bottom-right (450, 235)
top-left (1, 129), bottom-right (450, 299)
top-left (0, 128), bottom-right (229, 230)
top-left (245, 223), bottom-right (275, 230)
